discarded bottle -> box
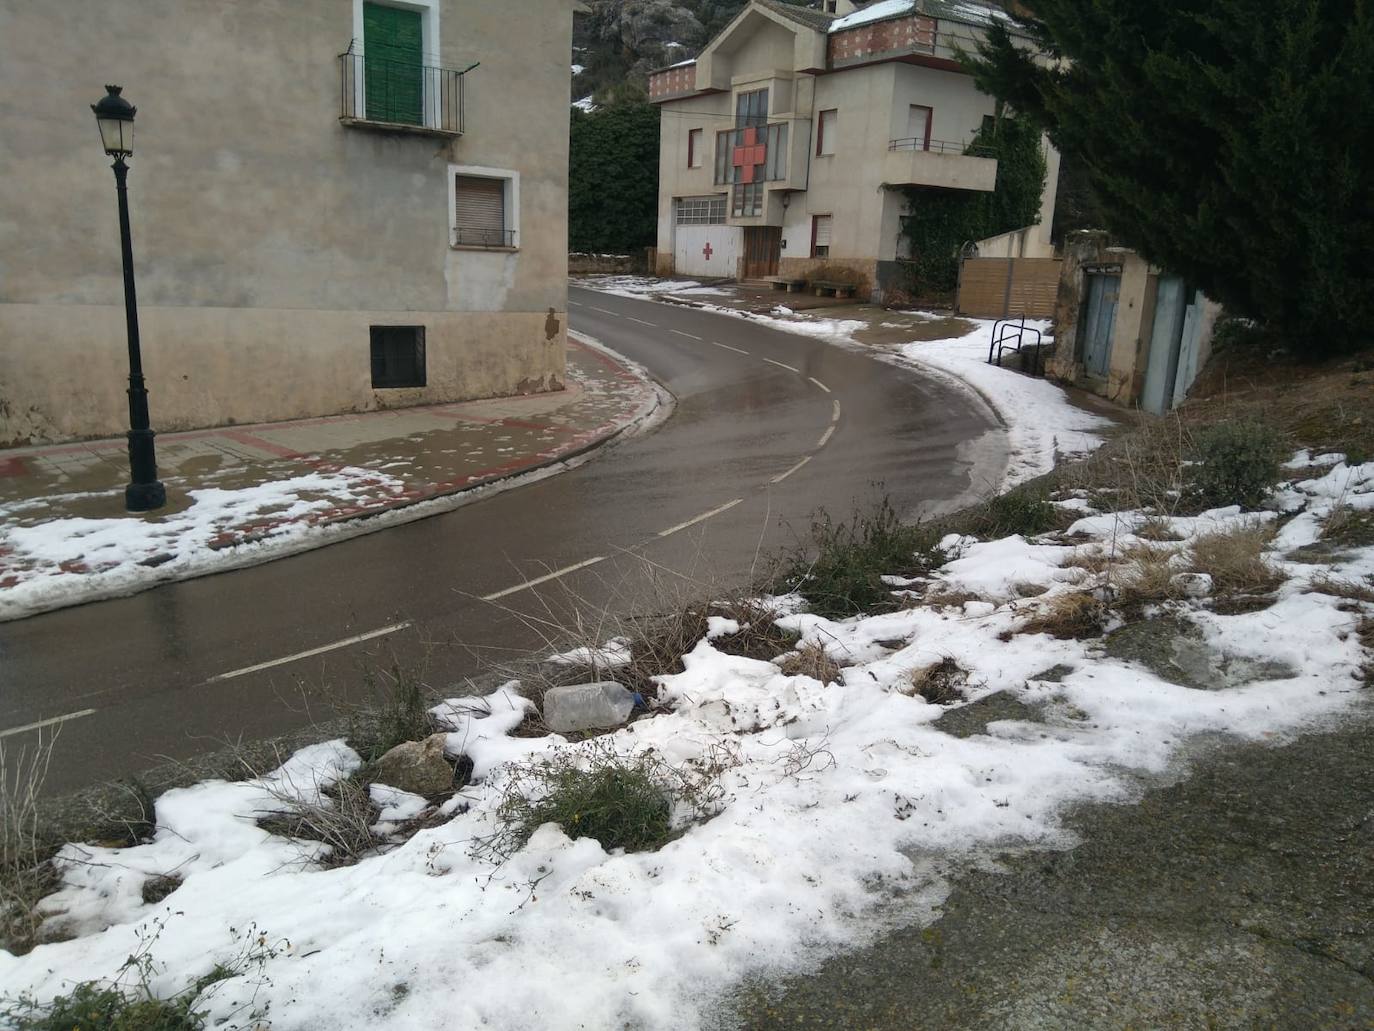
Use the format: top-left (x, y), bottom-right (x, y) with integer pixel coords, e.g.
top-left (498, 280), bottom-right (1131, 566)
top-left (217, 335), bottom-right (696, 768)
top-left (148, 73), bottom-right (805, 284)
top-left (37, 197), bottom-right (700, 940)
top-left (542, 681), bottom-right (638, 733)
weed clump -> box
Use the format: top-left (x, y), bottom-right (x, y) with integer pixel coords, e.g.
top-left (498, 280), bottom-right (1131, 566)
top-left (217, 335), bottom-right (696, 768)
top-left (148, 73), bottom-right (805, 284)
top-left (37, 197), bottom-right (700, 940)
top-left (776, 644), bottom-right (843, 685)
top-left (963, 489), bottom-right (1060, 539)
top-left (1187, 419), bottom-right (1287, 509)
top-left (908, 658), bottom-right (969, 704)
top-left (783, 497), bottom-right (942, 619)
top-left (1018, 591), bottom-right (1107, 640)
top-left (4, 983), bottom-right (204, 1031)
top-left (1190, 523), bottom-right (1283, 597)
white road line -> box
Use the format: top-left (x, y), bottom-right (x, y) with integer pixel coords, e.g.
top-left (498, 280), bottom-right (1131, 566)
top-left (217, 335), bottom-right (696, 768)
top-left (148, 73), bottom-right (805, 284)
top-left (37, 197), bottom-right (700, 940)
top-left (763, 358), bottom-right (801, 374)
top-left (816, 425), bottom-right (835, 449)
top-left (770, 456), bottom-right (812, 484)
top-left (657, 498), bottom-right (743, 538)
top-left (568, 300), bottom-right (584, 307)
top-left (832, 400), bottom-right (842, 423)
top-left (711, 341), bottom-right (750, 355)
top-left (203, 623), bottom-right (412, 684)
top-left (481, 556), bottom-right (607, 602)
top-left (0, 709), bottom-right (97, 740)
top-left (670, 329), bottom-right (703, 341)
top-left (809, 377), bottom-right (831, 393)
top-left (591, 306), bottom-right (619, 316)
top-left (625, 316), bottom-right (657, 327)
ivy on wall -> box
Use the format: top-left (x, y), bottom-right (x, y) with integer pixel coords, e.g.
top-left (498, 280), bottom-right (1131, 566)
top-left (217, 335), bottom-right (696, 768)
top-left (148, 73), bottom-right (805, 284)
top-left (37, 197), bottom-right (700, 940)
top-left (897, 115), bottom-right (1047, 298)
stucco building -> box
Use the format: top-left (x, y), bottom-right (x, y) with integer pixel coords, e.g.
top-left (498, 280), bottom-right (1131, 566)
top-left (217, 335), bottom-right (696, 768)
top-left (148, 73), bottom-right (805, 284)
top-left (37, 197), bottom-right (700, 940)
top-left (0, 0), bottom-right (581, 445)
top-left (648, 0), bottom-right (1059, 301)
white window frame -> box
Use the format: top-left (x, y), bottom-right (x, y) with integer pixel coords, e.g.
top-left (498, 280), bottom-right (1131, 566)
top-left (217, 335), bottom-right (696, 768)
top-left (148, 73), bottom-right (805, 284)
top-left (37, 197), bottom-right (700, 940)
top-left (352, 0), bottom-right (443, 129)
top-left (448, 164), bottom-right (521, 250)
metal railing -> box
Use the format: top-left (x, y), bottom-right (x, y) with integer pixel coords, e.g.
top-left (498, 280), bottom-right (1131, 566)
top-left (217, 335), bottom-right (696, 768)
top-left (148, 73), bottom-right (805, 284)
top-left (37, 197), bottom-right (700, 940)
top-left (988, 315), bottom-right (1045, 376)
top-left (338, 48), bottom-right (467, 135)
top-left (452, 227), bottom-right (516, 248)
top-left (889, 137), bottom-right (995, 157)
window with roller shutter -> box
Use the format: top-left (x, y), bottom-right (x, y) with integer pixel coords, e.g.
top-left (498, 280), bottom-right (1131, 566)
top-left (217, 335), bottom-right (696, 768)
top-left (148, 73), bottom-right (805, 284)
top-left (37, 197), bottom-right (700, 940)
top-left (453, 175), bottom-right (509, 247)
top-left (811, 214), bottom-right (832, 258)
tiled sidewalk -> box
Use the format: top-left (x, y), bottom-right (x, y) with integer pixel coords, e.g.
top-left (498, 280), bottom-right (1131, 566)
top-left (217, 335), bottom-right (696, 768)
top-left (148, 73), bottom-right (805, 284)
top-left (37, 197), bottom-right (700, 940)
top-left (0, 338), bottom-right (662, 617)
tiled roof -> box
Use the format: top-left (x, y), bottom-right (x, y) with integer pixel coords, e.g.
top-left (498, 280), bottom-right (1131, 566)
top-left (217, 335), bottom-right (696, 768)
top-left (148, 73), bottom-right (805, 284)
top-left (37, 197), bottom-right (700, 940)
top-left (830, 0), bottom-right (1011, 33)
top-left (755, 0), bottom-right (837, 32)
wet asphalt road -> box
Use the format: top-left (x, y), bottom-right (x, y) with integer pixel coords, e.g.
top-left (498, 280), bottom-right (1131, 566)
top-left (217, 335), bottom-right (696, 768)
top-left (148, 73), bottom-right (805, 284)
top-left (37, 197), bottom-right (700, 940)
top-left (0, 287), bottom-right (1008, 794)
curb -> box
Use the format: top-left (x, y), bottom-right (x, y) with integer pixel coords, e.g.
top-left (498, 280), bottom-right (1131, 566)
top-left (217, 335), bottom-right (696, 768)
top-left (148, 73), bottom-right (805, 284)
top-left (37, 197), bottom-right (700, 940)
top-left (0, 337), bottom-right (674, 623)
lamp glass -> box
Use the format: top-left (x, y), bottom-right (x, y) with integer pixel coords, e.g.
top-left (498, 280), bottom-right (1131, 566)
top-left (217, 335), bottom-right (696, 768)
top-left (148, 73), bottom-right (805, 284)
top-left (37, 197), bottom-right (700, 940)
top-left (97, 115), bottom-right (132, 156)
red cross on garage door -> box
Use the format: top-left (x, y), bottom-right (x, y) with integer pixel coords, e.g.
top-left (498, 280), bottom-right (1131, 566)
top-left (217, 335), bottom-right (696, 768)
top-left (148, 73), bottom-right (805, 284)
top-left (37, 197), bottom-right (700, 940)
top-left (702, 241), bottom-right (714, 260)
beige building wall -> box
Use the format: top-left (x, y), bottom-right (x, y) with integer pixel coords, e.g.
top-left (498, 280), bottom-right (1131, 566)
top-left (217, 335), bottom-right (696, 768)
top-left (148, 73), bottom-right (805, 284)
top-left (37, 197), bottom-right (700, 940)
top-left (0, 0), bottom-right (577, 445)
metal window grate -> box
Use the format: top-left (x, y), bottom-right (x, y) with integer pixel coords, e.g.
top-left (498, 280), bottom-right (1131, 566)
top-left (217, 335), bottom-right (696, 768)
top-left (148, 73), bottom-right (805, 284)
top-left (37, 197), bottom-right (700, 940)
top-left (370, 325), bottom-right (426, 388)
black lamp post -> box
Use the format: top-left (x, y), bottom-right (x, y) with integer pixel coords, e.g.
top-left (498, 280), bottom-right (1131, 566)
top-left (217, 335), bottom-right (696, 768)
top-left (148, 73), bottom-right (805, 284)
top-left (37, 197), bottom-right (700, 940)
top-left (92, 84), bottom-right (166, 512)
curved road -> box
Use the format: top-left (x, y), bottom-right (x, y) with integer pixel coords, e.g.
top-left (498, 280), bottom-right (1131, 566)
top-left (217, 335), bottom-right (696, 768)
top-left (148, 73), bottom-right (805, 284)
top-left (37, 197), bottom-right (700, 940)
top-left (0, 286), bottom-right (1008, 794)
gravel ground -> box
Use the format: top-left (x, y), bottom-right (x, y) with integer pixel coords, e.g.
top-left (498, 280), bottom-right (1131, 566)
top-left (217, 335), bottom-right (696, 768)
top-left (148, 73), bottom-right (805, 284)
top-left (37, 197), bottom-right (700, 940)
top-left (725, 704), bottom-right (1374, 1030)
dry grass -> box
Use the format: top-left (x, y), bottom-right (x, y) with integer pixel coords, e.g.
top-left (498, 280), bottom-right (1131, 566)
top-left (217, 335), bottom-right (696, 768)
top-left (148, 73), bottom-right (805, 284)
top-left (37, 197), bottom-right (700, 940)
top-left (1190, 522), bottom-right (1284, 596)
top-left (776, 643), bottom-right (843, 685)
top-left (1116, 543), bottom-right (1184, 607)
top-left (1, 734), bottom-right (60, 956)
top-left (255, 771), bottom-right (383, 870)
top-left (1323, 507), bottom-right (1374, 549)
top-left (1137, 515), bottom-right (1184, 542)
top-left (1305, 573), bottom-right (1374, 605)
top-left (1017, 590), bottom-right (1107, 640)
top-left (907, 657), bottom-right (969, 705)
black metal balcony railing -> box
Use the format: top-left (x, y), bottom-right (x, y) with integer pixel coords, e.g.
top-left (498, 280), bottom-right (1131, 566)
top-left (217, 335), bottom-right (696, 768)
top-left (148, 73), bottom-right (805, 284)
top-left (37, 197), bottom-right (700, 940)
top-left (452, 227), bottom-right (516, 248)
top-left (338, 48), bottom-right (466, 135)
top-left (889, 137), bottom-right (996, 157)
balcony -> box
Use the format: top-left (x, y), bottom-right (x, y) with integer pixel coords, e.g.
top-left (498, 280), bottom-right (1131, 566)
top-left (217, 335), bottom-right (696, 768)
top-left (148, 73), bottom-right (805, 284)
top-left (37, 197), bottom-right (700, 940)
top-left (883, 138), bottom-right (998, 192)
top-left (338, 48), bottom-right (467, 138)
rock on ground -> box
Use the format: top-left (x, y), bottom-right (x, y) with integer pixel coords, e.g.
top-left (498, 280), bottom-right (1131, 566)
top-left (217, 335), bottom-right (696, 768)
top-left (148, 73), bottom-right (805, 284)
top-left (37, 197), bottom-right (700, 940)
top-left (372, 733), bottom-right (454, 797)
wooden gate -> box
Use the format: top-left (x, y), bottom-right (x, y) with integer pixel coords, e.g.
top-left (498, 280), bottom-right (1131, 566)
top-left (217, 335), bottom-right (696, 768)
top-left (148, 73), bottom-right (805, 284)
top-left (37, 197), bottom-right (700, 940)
top-left (741, 226), bottom-right (781, 280)
top-left (957, 257), bottom-right (1061, 318)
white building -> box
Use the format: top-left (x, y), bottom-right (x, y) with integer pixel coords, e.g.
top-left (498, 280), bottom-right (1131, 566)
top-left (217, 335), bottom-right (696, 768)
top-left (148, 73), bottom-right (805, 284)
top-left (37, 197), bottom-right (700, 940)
top-left (648, 0), bottom-right (1059, 300)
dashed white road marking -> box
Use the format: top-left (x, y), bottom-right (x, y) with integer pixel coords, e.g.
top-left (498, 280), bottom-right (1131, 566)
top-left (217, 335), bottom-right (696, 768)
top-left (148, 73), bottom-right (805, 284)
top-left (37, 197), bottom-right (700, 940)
top-left (816, 425), bottom-right (836, 449)
top-left (832, 400), bottom-right (842, 423)
top-left (0, 709), bottom-right (97, 740)
top-left (625, 316), bottom-right (657, 327)
top-left (590, 306), bottom-right (619, 316)
top-left (763, 358), bottom-right (801, 374)
top-left (657, 498), bottom-right (743, 538)
top-left (203, 623), bottom-right (413, 683)
top-left (770, 456), bottom-right (812, 484)
top-left (568, 300), bottom-right (584, 307)
top-left (670, 329), bottom-right (703, 341)
top-left (712, 341), bottom-right (750, 355)
top-left (480, 556), bottom-right (607, 602)
top-left (809, 377), bottom-right (831, 393)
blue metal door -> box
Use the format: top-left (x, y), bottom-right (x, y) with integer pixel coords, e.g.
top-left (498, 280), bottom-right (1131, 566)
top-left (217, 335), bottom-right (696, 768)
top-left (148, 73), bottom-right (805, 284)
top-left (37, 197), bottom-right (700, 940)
top-left (1080, 272), bottom-right (1120, 379)
top-left (1141, 275), bottom-right (1188, 414)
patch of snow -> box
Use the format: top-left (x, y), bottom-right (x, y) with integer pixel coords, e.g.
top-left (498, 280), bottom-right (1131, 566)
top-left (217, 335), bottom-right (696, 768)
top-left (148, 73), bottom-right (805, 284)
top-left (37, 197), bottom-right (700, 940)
top-left (830, 0), bottom-right (916, 31)
top-left (572, 95), bottom-right (597, 113)
top-left (577, 274), bottom-right (707, 297)
top-left (570, 63), bottom-right (585, 75)
top-left (546, 638), bottom-right (633, 668)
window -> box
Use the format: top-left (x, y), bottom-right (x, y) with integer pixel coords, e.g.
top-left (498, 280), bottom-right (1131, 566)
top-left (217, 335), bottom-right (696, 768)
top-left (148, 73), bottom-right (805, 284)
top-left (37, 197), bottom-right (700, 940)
top-left (733, 182), bottom-right (763, 218)
top-left (907, 105), bottom-right (933, 150)
top-left (811, 214), bottom-right (832, 258)
top-left (816, 109), bottom-right (837, 156)
top-left (449, 165), bottom-right (519, 248)
top-left (688, 128), bottom-right (703, 168)
top-left (735, 88), bottom-right (769, 128)
top-left (370, 326), bottom-right (426, 388)
top-left (824, 0), bottom-right (838, 10)
top-left (675, 196), bottom-right (727, 224)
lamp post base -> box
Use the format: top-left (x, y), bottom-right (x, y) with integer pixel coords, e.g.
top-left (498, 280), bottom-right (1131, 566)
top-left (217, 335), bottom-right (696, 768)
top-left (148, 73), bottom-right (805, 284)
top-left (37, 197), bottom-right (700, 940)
top-left (125, 480), bottom-right (167, 512)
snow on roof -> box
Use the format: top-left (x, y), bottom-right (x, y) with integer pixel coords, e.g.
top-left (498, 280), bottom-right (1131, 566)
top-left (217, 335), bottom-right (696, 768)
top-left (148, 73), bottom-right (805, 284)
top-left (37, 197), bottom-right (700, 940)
top-left (829, 0), bottom-right (1011, 33)
top-left (668, 57), bottom-right (697, 68)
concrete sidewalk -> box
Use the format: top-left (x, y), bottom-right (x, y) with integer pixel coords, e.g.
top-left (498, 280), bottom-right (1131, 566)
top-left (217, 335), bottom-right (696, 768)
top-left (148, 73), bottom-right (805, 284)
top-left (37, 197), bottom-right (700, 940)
top-left (0, 337), bottom-right (664, 617)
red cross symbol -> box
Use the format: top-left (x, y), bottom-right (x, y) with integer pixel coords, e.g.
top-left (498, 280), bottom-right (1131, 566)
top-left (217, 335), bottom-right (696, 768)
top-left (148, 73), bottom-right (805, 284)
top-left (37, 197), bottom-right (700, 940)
top-left (703, 241), bottom-right (714, 260)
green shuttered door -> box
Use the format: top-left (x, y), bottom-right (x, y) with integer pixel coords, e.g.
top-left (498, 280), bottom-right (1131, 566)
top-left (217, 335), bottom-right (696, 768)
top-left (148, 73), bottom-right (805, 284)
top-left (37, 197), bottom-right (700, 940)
top-left (364, 3), bottom-right (423, 125)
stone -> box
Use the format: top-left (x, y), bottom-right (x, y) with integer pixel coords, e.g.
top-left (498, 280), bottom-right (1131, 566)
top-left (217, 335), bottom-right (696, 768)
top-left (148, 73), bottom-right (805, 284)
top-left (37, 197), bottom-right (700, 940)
top-left (542, 681), bottom-right (637, 734)
top-left (1171, 572), bottom-right (1214, 598)
top-left (373, 733), bottom-right (454, 797)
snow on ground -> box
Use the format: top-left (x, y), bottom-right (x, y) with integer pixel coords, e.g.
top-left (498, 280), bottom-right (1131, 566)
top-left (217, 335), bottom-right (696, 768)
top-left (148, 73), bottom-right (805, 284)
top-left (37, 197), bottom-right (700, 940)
top-left (5, 460), bottom-right (1371, 1030)
top-left (575, 274), bottom-right (709, 297)
top-left (0, 468), bottom-right (407, 621)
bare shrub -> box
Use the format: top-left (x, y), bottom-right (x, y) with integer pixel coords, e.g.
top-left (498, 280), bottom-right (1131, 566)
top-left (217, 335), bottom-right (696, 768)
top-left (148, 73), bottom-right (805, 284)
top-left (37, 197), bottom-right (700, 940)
top-left (1, 733), bottom-right (59, 955)
top-left (776, 643), bottom-right (843, 685)
top-left (908, 657), bottom-right (969, 704)
top-left (255, 770), bottom-right (382, 869)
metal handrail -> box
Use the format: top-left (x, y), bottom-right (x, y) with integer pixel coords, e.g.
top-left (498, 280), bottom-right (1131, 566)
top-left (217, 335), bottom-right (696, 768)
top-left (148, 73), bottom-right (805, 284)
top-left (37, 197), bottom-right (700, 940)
top-left (338, 49), bottom-right (467, 134)
top-left (988, 315), bottom-right (1045, 375)
top-left (452, 227), bottom-right (516, 248)
top-left (889, 137), bottom-right (995, 157)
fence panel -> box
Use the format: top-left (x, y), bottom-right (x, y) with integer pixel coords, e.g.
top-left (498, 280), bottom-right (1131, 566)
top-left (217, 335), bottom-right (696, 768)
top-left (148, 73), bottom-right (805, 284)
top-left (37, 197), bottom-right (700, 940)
top-left (957, 257), bottom-right (1062, 318)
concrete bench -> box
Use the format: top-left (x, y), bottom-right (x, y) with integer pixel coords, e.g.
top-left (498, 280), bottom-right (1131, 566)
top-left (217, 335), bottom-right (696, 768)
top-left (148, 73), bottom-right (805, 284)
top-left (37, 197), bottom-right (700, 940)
top-left (764, 276), bottom-right (809, 293)
top-left (811, 280), bottom-right (857, 298)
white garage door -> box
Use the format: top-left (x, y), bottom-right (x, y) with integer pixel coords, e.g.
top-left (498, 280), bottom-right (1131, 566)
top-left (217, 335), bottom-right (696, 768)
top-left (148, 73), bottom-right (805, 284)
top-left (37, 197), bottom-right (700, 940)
top-left (675, 225), bottom-right (741, 279)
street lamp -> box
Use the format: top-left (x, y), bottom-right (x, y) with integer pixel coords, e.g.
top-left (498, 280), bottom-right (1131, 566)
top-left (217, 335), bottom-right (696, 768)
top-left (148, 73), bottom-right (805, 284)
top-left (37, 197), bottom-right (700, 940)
top-left (92, 84), bottom-right (166, 512)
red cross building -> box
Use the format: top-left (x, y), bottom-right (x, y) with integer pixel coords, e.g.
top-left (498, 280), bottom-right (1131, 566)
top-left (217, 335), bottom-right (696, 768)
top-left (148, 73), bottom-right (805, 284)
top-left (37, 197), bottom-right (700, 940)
top-left (702, 241), bottom-right (714, 260)
top-left (731, 126), bottom-right (767, 184)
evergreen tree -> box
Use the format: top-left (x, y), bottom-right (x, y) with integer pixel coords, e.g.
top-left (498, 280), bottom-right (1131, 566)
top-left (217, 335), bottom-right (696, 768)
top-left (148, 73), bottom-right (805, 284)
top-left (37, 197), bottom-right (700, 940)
top-left (569, 100), bottom-right (662, 254)
top-left (967, 1), bottom-right (1374, 355)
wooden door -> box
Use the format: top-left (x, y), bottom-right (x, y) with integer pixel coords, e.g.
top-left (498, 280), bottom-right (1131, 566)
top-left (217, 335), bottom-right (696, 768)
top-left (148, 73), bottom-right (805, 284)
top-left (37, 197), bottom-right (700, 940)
top-left (742, 226), bottom-right (781, 279)
top-left (1080, 272), bottom-right (1120, 379)
top-left (364, 2), bottom-right (423, 125)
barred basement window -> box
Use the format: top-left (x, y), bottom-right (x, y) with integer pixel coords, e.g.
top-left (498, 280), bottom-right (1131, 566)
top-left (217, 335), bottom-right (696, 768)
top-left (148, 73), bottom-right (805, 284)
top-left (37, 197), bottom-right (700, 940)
top-left (370, 325), bottom-right (426, 388)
